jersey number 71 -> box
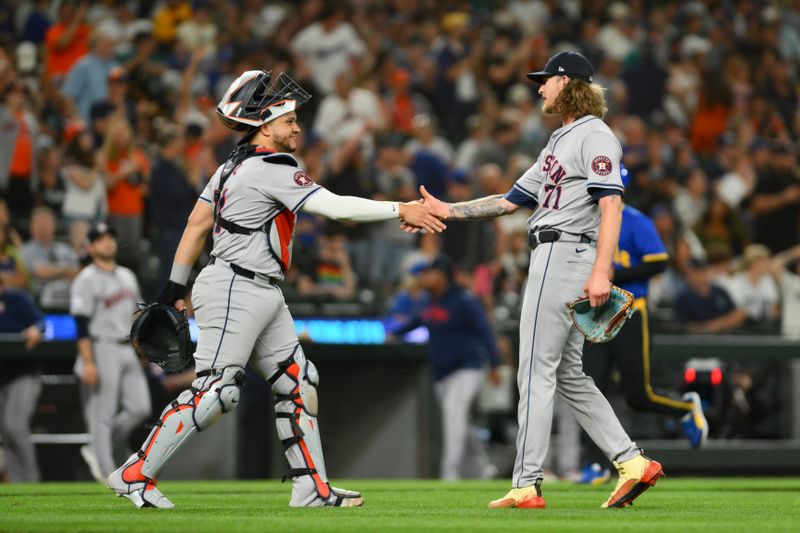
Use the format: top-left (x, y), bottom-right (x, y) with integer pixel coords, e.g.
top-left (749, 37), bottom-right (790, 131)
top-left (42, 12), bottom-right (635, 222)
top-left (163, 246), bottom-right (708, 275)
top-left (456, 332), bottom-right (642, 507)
top-left (542, 184), bottom-right (562, 210)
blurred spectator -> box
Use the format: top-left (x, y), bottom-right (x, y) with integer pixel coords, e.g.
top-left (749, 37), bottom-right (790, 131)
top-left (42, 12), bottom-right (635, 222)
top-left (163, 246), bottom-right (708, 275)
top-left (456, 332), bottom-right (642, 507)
top-left (454, 115), bottom-right (488, 170)
top-left (673, 168), bottom-right (708, 228)
top-left (431, 11), bottom-right (481, 141)
top-left (405, 113), bottom-right (454, 166)
top-left (105, 67), bottom-right (135, 126)
top-left (383, 67), bottom-right (432, 134)
top-left (20, 206), bottom-right (79, 311)
top-left (471, 114), bottom-right (522, 179)
top-left (0, 224), bottom-right (28, 289)
top-left (44, 0), bottom-right (91, 80)
top-left (367, 132), bottom-right (417, 287)
top-left (400, 232), bottom-right (442, 281)
top-left (674, 258), bottom-right (746, 334)
top-left (61, 27), bottom-right (118, 123)
top-left (725, 244), bottom-right (780, 326)
top-left (393, 256), bottom-right (499, 480)
top-left (21, 1), bottom-right (52, 45)
top-left (312, 71), bottom-right (383, 149)
top-left (296, 232), bottom-right (356, 302)
top-left (0, 79), bottom-right (40, 220)
top-left (89, 100), bottom-right (116, 149)
top-left (62, 128), bottom-right (107, 226)
top-left (770, 244), bottom-right (800, 339)
top-left (717, 151), bottom-right (756, 210)
top-left (148, 125), bottom-right (198, 283)
top-left (0, 199), bottom-right (22, 248)
top-left (693, 197), bottom-right (749, 257)
top-left (36, 144), bottom-right (67, 216)
top-left (688, 74), bottom-right (732, 157)
top-left (152, 0), bottom-right (192, 45)
top-left (175, 2), bottom-right (217, 57)
top-left (597, 2), bottom-right (638, 63)
top-left (0, 275), bottom-right (44, 483)
top-left (746, 143), bottom-right (800, 253)
top-left (290, 3), bottom-right (366, 95)
top-left (97, 116), bottom-right (149, 268)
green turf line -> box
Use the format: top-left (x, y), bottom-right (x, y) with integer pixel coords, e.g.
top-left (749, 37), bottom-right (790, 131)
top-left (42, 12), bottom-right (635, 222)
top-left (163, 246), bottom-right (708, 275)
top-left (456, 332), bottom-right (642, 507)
top-left (1, 479), bottom-right (799, 532)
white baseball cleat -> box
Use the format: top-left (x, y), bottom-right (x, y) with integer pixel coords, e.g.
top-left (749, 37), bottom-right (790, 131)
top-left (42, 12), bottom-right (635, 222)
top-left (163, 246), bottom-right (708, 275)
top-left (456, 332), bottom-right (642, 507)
top-left (106, 454), bottom-right (175, 509)
top-left (80, 445), bottom-right (105, 484)
top-left (327, 486), bottom-right (364, 507)
top-left (295, 484), bottom-right (364, 507)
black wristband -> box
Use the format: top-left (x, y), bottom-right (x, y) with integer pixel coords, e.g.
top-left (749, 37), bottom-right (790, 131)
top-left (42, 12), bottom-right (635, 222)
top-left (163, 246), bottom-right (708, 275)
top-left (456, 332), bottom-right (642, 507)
top-left (157, 280), bottom-right (188, 305)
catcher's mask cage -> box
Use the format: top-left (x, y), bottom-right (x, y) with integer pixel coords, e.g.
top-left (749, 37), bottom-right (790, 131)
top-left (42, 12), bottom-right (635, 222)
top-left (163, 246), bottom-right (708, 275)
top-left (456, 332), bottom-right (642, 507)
top-left (216, 70), bottom-right (312, 135)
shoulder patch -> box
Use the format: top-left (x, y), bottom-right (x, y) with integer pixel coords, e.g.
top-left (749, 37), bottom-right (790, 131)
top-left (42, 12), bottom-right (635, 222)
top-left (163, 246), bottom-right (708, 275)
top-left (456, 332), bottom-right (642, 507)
top-left (293, 171), bottom-right (314, 187)
top-left (592, 155), bottom-right (613, 176)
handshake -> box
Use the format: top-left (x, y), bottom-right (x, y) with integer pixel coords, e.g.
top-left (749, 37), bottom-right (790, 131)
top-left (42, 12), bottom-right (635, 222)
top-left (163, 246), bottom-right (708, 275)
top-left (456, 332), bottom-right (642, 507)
top-left (398, 185), bottom-right (449, 234)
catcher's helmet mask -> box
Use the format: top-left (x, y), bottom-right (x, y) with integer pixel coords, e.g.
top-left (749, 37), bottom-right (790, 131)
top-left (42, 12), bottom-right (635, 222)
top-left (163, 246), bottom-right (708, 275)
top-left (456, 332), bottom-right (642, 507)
top-left (216, 70), bottom-right (312, 140)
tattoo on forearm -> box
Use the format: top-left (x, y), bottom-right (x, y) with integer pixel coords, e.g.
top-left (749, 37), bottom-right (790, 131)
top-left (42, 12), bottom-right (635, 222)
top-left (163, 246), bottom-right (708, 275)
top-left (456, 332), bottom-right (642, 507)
top-left (449, 195), bottom-right (508, 220)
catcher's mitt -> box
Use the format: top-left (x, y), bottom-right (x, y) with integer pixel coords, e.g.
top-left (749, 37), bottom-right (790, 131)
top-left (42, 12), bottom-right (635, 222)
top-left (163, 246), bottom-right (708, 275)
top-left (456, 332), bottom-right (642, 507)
top-left (130, 303), bottom-right (193, 373)
top-left (567, 285), bottom-right (635, 343)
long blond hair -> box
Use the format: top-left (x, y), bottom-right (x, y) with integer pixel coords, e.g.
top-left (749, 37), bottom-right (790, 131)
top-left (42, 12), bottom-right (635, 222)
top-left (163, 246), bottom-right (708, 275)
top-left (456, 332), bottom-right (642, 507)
top-left (552, 79), bottom-right (608, 120)
top-left (100, 115), bottom-right (134, 163)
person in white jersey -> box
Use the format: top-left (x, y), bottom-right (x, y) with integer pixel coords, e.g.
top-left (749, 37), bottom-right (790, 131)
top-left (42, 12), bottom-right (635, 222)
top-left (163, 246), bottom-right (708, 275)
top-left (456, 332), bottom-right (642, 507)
top-left (70, 222), bottom-right (151, 482)
top-left (106, 70), bottom-right (445, 509)
top-left (415, 52), bottom-right (663, 510)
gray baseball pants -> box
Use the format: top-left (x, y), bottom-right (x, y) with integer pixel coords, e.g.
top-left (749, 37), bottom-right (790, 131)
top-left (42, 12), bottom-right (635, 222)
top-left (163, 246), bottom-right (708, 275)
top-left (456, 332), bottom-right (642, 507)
top-left (0, 374), bottom-right (42, 482)
top-left (513, 242), bottom-right (638, 488)
top-left (78, 341), bottom-right (151, 476)
top-left (434, 367), bottom-right (493, 480)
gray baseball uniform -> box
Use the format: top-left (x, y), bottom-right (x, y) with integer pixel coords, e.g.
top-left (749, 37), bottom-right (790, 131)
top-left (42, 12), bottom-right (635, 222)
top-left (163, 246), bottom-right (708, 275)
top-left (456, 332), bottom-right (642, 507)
top-left (194, 152), bottom-right (328, 505)
top-left (70, 264), bottom-right (151, 476)
top-left (194, 152), bottom-right (321, 372)
top-left (503, 115), bottom-right (639, 488)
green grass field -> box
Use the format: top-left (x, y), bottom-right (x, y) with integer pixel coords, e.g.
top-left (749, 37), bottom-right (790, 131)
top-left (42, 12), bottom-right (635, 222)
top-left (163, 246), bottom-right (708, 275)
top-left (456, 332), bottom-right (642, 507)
top-left (1, 478), bottom-right (799, 532)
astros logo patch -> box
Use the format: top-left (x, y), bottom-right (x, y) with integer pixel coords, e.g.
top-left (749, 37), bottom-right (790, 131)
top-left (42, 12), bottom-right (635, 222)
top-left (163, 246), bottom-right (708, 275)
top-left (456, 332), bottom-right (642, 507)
top-left (592, 155), bottom-right (612, 176)
top-left (293, 171), bottom-right (314, 187)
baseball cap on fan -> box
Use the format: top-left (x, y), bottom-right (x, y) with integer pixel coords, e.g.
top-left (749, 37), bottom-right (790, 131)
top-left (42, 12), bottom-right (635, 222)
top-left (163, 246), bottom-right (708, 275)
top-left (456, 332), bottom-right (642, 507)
top-left (527, 51), bottom-right (594, 84)
top-left (87, 222), bottom-right (116, 242)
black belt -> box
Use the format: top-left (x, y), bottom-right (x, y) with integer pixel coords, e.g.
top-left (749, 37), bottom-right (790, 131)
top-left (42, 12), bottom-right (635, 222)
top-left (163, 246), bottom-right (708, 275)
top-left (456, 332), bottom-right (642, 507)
top-left (209, 256), bottom-right (280, 285)
top-left (92, 336), bottom-right (129, 345)
top-left (528, 229), bottom-right (594, 248)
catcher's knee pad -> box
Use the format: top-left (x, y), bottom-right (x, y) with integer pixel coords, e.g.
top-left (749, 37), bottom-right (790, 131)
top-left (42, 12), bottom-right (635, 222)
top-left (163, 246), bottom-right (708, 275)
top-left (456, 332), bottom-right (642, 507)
top-left (139, 365), bottom-right (246, 479)
top-left (270, 346), bottom-right (330, 500)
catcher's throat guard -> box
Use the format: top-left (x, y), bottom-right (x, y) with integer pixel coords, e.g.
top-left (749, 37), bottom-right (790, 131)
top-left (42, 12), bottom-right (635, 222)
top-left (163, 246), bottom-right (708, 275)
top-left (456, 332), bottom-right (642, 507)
top-left (130, 302), bottom-right (193, 373)
top-left (568, 285), bottom-right (635, 343)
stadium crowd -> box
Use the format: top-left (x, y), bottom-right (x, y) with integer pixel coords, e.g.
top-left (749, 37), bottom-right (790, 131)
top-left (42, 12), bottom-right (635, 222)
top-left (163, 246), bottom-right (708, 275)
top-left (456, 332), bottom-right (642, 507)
top-left (0, 0), bottom-right (798, 483)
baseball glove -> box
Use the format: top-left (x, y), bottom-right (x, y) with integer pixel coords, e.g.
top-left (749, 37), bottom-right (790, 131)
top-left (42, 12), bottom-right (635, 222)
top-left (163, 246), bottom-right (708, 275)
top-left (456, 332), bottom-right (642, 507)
top-left (129, 302), bottom-right (193, 373)
top-left (567, 285), bottom-right (635, 343)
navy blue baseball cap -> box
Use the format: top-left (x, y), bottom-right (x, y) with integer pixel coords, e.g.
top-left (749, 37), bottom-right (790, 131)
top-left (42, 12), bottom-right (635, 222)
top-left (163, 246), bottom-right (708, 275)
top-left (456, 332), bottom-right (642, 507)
top-left (527, 51), bottom-right (594, 84)
top-left (422, 255), bottom-right (455, 279)
top-left (87, 221), bottom-right (116, 242)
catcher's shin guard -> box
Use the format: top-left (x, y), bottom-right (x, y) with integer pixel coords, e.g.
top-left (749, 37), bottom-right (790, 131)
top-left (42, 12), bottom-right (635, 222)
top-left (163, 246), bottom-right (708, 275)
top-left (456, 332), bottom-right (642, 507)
top-left (271, 346), bottom-right (336, 506)
top-left (107, 365), bottom-right (246, 507)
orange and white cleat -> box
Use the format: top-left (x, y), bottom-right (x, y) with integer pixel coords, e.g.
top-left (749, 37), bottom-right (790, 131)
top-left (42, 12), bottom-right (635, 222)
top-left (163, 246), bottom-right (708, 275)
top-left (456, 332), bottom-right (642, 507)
top-left (601, 454), bottom-right (664, 508)
top-left (107, 452), bottom-right (174, 509)
top-left (488, 481), bottom-right (545, 509)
